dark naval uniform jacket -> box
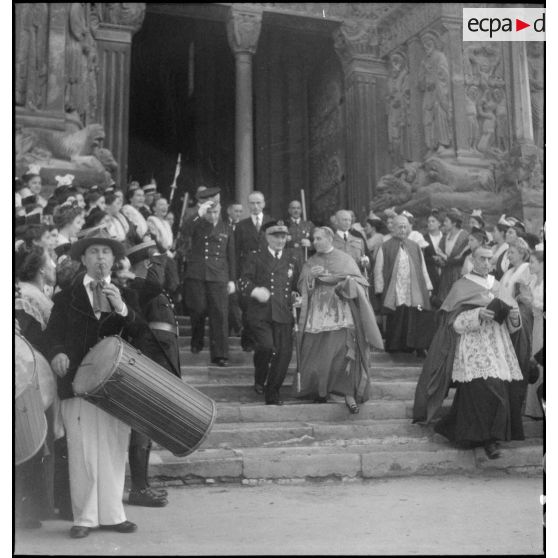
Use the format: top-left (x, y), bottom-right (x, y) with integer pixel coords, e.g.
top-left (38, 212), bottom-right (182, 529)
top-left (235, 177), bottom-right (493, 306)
top-left (238, 247), bottom-right (301, 324)
top-left (185, 216), bottom-right (236, 283)
top-left (124, 268), bottom-right (181, 378)
top-left (234, 214), bottom-right (272, 277)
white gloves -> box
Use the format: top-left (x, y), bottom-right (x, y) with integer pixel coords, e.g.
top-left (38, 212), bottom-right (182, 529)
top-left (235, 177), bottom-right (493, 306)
top-left (251, 287), bottom-right (271, 303)
top-left (227, 281), bottom-right (236, 295)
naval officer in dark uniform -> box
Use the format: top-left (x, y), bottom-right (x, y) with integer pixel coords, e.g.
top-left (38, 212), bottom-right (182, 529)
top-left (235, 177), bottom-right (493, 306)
top-left (238, 221), bottom-right (301, 405)
top-left (113, 240), bottom-right (182, 508)
top-left (183, 195), bottom-right (236, 366)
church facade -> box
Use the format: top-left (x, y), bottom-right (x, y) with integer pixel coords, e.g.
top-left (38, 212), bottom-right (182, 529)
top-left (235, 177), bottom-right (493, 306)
top-left (15, 3), bottom-right (543, 229)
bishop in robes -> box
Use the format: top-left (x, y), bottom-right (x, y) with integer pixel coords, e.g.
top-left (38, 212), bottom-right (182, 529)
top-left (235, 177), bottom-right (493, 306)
top-left (374, 215), bottom-right (434, 353)
top-left (295, 227), bottom-right (384, 414)
top-left (413, 247), bottom-right (524, 459)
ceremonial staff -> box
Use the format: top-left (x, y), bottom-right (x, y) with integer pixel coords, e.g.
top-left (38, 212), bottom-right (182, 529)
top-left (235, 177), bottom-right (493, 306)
top-left (169, 153), bottom-right (182, 204)
top-left (291, 293), bottom-right (301, 393)
top-left (300, 189), bottom-right (308, 261)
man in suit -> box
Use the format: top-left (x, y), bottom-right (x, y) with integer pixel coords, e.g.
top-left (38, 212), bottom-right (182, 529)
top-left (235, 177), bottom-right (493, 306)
top-left (45, 230), bottom-right (138, 539)
top-left (332, 209), bottom-right (370, 273)
top-left (234, 191), bottom-right (272, 351)
top-left (226, 203), bottom-right (244, 231)
top-left (286, 200), bottom-right (314, 264)
top-left (226, 202), bottom-right (244, 335)
top-left (238, 221), bottom-right (301, 405)
top-left (183, 197), bottom-right (236, 365)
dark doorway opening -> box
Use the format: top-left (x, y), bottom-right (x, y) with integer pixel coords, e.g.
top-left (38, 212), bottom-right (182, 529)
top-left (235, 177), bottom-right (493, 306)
top-left (128, 11), bottom-right (235, 213)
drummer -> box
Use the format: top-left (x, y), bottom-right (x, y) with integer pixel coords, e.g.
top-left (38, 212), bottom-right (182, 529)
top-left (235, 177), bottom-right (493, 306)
top-left (45, 229), bottom-right (139, 539)
top-left (115, 240), bottom-right (182, 508)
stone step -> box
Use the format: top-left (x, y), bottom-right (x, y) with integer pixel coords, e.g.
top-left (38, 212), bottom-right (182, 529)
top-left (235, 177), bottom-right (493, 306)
top-left (180, 364), bottom-right (423, 382)
top-left (211, 400), bottom-right (428, 423)
top-left (148, 438), bottom-right (543, 483)
top-left (186, 380), bottom-right (425, 402)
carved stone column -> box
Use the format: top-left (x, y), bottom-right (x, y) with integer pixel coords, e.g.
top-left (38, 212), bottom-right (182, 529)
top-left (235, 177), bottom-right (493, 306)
top-left (94, 3), bottom-right (145, 186)
top-left (510, 42), bottom-right (535, 145)
top-left (443, 21), bottom-right (469, 161)
top-left (226, 5), bottom-right (262, 204)
top-left (334, 21), bottom-right (389, 214)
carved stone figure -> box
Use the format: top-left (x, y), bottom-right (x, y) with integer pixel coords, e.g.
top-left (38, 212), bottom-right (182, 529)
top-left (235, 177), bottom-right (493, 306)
top-left (386, 51), bottom-right (411, 165)
top-left (464, 85), bottom-right (480, 151)
top-left (65, 3), bottom-right (100, 124)
top-left (15, 3), bottom-right (49, 109)
top-left (464, 44), bottom-right (503, 90)
top-left (476, 89), bottom-right (497, 154)
top-left (527, 42), bottom-right (544, 149)
top-left (418, 32), bottom-right (452, 153)
top-left (492, 87), bottom-right (509, 153)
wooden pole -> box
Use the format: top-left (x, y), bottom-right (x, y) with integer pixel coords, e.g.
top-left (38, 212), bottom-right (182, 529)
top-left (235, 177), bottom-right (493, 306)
top-left (300, 189), bottom-right (308, 261)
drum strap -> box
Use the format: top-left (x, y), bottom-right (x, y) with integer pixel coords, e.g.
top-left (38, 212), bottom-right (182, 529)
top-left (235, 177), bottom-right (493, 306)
top-left (146, 326), bottom-right (181, 378)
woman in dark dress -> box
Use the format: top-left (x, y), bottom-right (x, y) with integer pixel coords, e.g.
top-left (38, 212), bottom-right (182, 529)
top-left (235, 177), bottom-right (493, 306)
top-left (437, 210), bottom-right (469, 303)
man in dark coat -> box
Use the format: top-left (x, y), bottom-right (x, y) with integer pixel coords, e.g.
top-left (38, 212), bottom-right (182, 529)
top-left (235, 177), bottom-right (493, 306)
top-left (238, 221), bottom-right (301, 405)
top-left (183, 199), bottom-right (236, 365)
top-left (44, 231), bottom-right (138, 539)
top-left (116, 240), bottom-right (182, 508)
top-left (234, 191), bottom-right (272, 351)
top-left (285, 200), bottom-right (314, 264)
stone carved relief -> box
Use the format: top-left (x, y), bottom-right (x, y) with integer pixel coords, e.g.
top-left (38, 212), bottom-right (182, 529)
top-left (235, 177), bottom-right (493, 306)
top-left (15, 3), bottom-right (49, 110)
top-left (418, 31), bottom-right (452, 154)
top-left (333, 19), bottom-right (378, 66)
top-left (226, 8), bottom-right (263, 55)
top-left (377, 3), bottom-right (458, 57)
top-left (527, 42), bottom-right (544, 149)
top-left (65, 3), bottom-right (100, 125)
top-left (99, 3), bottom-right (146, 30)
top-left (386, 50), bottom-right (411, 165)
top-left (462, 43), bottom-right (509, 154)
top-left (16, 119), bottom-right (118, 184)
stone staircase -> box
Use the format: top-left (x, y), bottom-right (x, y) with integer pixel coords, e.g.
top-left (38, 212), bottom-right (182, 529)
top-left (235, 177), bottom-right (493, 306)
top-left (148, 316), bottom-right (544, 486)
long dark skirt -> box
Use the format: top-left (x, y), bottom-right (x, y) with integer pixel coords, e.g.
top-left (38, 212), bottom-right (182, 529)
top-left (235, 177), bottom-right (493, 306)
top-left (295, 329), bottom-right (366, 401)
top-left (384, 305), bottom-right (435, 352)
top-left (438, 264), bottom-right (462, 303)
top-left (434, 378), bottom-right (511, 444)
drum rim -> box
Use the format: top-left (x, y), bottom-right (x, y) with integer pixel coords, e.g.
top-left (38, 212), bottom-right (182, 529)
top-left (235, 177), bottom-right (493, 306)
top-left (73, 335), bottom-right (124, 396)
top-left (15, 412), bottom-right (48, 466)
top-left (15, 333), bottom-right (38, 398)
top-left (172, 399), bottom-right (218, 458)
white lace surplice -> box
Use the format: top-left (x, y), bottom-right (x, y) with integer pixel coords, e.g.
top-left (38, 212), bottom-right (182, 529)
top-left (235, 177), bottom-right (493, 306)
top-left (451, 307), bottom-right (523, 383)
top-left (394, 247), bottom-right (412, 307)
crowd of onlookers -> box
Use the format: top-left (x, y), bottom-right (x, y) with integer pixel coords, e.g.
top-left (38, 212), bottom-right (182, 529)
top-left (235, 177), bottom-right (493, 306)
top-left (14, 166), bottom-right (544, 529)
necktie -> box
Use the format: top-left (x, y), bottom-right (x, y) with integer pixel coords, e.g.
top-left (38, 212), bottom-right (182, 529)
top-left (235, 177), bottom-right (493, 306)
top-left (90, 280), bottom-right (112, 314)
top-left (344, 232), bottom-right (348, 242)
top-left (275, 251), bottom-right (281, 259)
top-left (255, 216), bottom-right (261, 232)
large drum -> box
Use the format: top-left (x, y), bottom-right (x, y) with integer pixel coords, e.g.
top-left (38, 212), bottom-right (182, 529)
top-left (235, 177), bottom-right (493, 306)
top-left (15, 334), bottom-right (48, 466)
top-left (73, 336), bottom-right (216, 457)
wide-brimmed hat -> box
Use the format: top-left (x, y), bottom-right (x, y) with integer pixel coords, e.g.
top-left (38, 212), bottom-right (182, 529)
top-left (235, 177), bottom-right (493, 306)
top-left (126, 240), bottom-right (157, 264)
top-left (69, 228), bottom-right (125, 260)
